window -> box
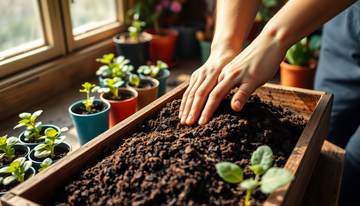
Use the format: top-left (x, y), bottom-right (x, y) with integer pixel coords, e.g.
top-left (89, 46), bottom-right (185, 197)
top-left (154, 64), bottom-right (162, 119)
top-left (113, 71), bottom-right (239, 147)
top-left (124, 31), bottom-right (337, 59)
top-left (0, 0), bottom-right (128, 79)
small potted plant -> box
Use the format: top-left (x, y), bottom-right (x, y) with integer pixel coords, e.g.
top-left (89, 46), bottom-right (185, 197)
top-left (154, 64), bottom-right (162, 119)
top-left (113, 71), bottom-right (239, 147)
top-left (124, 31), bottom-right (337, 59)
top-left (92, 77), bottom-right (138, 127)
top-left (95, 54), bottom-right (134, 88)
top-left (0, 157), bottom-right (35, 196)
top-left (0, 135), bottom-right (30, 168)
top-left (68, 82), bottom-right (111, 146)
top-left (113, 10), bottom-right (152, 69)
top-left (280, 35), bottom-right (322, 89)
top-left (28, 127), bottom-right (71, 171)
top-left (137, 60), bottom-right (170, 97)
top-left (216, 145), bottom-right (294, 206)
top-left (38, 158), bottom-right (52, 173)
top-left (13, 110), bottom-right (61, 149)
top-left (126, 74), bottom-right (159, 111)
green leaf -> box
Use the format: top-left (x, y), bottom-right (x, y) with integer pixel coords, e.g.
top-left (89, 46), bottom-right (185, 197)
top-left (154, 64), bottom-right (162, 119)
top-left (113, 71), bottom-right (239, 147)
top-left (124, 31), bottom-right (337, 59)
top-left (59, 127), bottom-right (68, 133)
top-left (30, 110), bottom-right (43, 121)
top-left (260, 167), bottom-right (294, 194)
top-left (9, 161), bottom-right (21, 172)
top-left (3, 175), bottom-right (17, 185)
top-left (0, 153), bottom-right (5, 159)
top-left (309, 35), bottom-right (322, 51)
top-left (54, 136), bottom-right (66, 145)
top-left (13, 123), bottom-right (27, 129)
top-left (19, 112), bottom-right (31, 119)
top-left (22, 161), bottom-right (32, 172)
top-left (0, 137), bottom-right (6, 145)
top-left (215, 162), bottom-right (243, 183)
top-left (0, 166), bottom-right (11, 173)
top-left (0, 177), bottom-right (3, 184)
top-left (18, 119), bottom-right (30, 124)
top-left (35, 149), bottom-right (51, 158)
top-left (45, 128), bottom-right (58, 138)
top-left (129, 74), bottom-right (140, 87)
top-left (9, 148), bottom-right (15, 157)
top-left (250, 145), bottom-right (273, 175)
top-left (43, 158), bottom-right (53, 166)
top-left (151, 67), bottom-right (160, 77)
top-left (240, 178), bottom-right (259, 190)
top-left (35, 122), bottom-right (42, 133)
top-left (7, 137), bottom-right (19, 147)
top-left (157, 60), bottom-right (168, 69)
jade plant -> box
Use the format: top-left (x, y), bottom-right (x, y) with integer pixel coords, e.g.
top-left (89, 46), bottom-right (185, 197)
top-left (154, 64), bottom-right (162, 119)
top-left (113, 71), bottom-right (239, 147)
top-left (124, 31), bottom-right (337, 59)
top-left (92, 77), bottom-right (125, 100)
top-left (216, 145), bottom-right (294, 206)
top-left (0, 157), bottom-right (33, 186)
top-left (129, 74), bottom-right (140, 87)
top-left (0, 135), bottom-right (18, 162)
top-left (13, 110), bottom-right (43, 141)
top-left (137, 60), bottom-right (168, 77)
top-left (34, 127), bottom-right (68, 159)
top-left (127, 12), bottom-right (146, 42)
top-left (96, 54), bottom-right (134, 79)
top-left (80, 82), bottom-right (96, 113)
top-left (38, 158), bottom-right (52, 172)
top-left (286, 35), bottom-right (322, 66)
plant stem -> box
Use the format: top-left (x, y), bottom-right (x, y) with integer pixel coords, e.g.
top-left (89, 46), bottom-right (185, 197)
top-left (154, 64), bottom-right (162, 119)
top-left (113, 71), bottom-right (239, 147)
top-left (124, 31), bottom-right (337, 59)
top-left (50, 145), bottom-right (55, 159)
top-left (244, 189), bottom-right (253, 206)
top-left (18, 174), bottom-right (25, 183)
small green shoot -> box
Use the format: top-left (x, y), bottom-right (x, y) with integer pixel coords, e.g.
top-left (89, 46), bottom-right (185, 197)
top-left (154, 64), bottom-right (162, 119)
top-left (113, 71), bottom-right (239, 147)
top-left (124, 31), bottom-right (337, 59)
top-left (38, 158), bottom-right (52, 172)
top-left (129, 74), bottom-right (140, 87)
top-left (128, 13), bottom-right (146, 42)
top-left (216, 145), bottom-right (294, 206)
top-left (0, 157), bottom-right (33, 185)
top-left (286, 35), bottom-right (322, 66)
top-left (0, 135), bottom-right (18, 162)
top-left (13, 110), bottom-right (43, 141)
top-left (92, 77), bottom-right (125, 100)
top-left (79, 82), bottom-right (96, 112)
top-left (34, 127), bottom-right (68, 159)
top-left (96, 54), bottom-right (133, 79)
top-left (137, 60), bottom-right (168, 77)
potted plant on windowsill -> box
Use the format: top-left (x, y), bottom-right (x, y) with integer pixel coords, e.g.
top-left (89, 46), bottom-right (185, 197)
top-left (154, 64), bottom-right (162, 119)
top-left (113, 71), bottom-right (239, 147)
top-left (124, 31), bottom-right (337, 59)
top-left (92, 77), bottom-right (138, 128)
top-left (68, 82), bottom-right (110, 146)
top-left (126, 74), bottom-right (159, 111)
top-left (0, 135), bottom-right (30, 168)
top-left (95, 54), bottom-right (134, 88)
top-left (137, 60), bottom-right (170, 97)
top-left (280, 35), bottom-right (321, 89)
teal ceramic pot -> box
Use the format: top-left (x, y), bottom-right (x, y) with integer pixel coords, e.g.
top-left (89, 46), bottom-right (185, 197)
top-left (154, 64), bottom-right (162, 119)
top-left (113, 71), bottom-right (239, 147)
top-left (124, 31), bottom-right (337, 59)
top-left (199, 40), bottom-right (211, 65)
top-left (68, 99), bottom-right (110, 146)
top-left (28, 142), bottom-right (72, 171)
top-left (139, 69), bottom-right (170, 97)
top-left (0, 166), bottom-right (36, 196)
top-left (18, 124), bottom-right (61, 150)
top-left (0, 144), bottom-right (31, 168)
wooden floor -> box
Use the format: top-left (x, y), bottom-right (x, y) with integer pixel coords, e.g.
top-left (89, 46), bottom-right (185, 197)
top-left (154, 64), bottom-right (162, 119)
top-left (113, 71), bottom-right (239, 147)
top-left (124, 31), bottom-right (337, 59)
top-left (0, 57), bottom-right (280, 151)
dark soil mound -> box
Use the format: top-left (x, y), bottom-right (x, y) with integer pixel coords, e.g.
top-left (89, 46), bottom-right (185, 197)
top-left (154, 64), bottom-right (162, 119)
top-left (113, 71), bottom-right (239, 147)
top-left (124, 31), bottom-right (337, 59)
top-left (53, 91), bottom-right (308, 206)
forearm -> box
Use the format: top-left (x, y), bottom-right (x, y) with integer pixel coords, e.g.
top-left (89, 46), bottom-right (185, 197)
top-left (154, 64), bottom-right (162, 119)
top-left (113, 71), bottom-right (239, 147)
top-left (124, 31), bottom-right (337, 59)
top-left (260, 0), bottom-right (357, 52)
top-left (211, 0), bottom-right (262, 53)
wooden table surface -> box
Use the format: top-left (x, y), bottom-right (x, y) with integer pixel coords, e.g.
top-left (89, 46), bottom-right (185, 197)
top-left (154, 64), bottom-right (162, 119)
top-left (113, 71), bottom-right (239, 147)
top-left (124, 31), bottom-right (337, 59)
top-left (301, 140), bottom-right (346, 206)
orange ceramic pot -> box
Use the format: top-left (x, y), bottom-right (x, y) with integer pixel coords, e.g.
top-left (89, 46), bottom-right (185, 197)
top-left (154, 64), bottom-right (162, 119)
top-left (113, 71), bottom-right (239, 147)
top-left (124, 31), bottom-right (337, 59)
top-left (143, 28), bottom-right (179, 64)
top-left (280, 60), bottom-right (317, 89)
top-left (100, 88), bottom-right (138, 127)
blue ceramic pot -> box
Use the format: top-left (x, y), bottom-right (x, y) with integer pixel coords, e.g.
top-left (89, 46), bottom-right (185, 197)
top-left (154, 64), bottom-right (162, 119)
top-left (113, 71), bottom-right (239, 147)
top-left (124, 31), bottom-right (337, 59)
top-left (139, 69), bottom-right (170, 98)
top-left (199, 40), bottom-right (211, 65)
top-left (0, 144), bottom-right (31, 168)
top-left (18, 124), bottom-right (61, 150)
top-left (28, 142), bottom-right (72, 171)
top-left (68, 99), bottom-right (110, 146)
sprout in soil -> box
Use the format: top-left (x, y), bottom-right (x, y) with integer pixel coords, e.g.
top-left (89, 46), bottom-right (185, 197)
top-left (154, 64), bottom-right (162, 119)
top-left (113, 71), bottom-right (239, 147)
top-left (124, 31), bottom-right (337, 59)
top-left (0, 157), bottom-right (33, 186)
top-left (0, 135), bottom-right (18, 162)
top-left (216, 145), bottom-right (294, 206)
top-left (137, 60), bottom-right (168, 77)
top-left (92, 77), bottom-right (125, 100)
top-left (34, 127), bottom-right (68, 160)
top-left (13, 110), bottom-right (43, 141)
top-left (96, 54), bottom-right (133, 79)
top-left (129, 74), bottom-right (140, 88)
top-left (79, 82), bottom-right (96, 113)
top-left (38, 158), bottom-right (53, 173)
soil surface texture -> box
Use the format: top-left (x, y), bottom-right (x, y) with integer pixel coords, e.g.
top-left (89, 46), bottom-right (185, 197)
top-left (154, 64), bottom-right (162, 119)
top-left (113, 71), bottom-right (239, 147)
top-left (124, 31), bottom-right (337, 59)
top-left (0, 148), bottom-right (28, 166)
top-left (31, 146), bottom-right (70, 162)
top-left (53, 91), bottom-right (308, 206)
top-left (72, 102), bottom-right (108, 115)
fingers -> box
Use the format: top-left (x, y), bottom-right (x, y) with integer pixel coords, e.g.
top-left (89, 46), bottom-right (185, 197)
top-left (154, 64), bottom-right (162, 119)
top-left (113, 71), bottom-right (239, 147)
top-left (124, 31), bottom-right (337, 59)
top-left (179, 72), bottom-right (199, 119)
top-left (231, 83), bottom-right (259, 112)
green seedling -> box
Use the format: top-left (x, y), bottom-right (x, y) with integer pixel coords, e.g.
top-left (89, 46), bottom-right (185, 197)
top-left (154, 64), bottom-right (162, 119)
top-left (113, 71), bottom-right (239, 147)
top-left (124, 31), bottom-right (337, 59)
top-left (13, 110), bottom-right (43, 141)
top-left (128, 13), bottom-right (146, 42)
top-left (286, 35), bottom-right (322, 66)
top-left (129, 74), bottom-right (140, 87)
top-left (34, 127), bottom-right (68, 159)
top-left (0, 135), bottom-right (18, 162)
top-left (137, 60), bottom-right (168, 77)
top-left (79, 82), bottom-right (96, 113)
top-left (0, 157), bottom-right (33, 185)
top-left (96, 54), bottom-right (133, 79)
top-left (92, 77), bottom-right (125, 100)
top-left (38, 158), bottom-right (53, 172)
top-left (216, 145), bottom-right (294, 206)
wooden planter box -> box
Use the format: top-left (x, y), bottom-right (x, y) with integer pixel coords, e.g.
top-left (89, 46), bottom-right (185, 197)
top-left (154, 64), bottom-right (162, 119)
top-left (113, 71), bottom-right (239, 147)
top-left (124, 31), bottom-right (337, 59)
top-left (0, 82), bottom-right (333, 206)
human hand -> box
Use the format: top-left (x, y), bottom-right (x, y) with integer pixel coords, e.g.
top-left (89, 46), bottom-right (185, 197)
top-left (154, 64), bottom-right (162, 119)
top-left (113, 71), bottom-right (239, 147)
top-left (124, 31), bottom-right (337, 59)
top-left (179, 34), bottom-right (287, 126)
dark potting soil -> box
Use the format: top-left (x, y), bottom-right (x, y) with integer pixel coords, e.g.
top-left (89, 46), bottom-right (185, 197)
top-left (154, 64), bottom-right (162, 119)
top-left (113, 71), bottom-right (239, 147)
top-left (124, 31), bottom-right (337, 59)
top-left (72, 102), bottom-right (108, 115)
top-left (31, 146), bottom-right (69, 162)
top-left (0, 148), bottom-right (28, 166)
top-left (129, 81), bottom-right (153, 89)
top-left (52, 91), bottom-right (308, 206)
top-left (103, 91), bottom-right (135, 101)
top-left (0, 168), bottom-right (34, 193)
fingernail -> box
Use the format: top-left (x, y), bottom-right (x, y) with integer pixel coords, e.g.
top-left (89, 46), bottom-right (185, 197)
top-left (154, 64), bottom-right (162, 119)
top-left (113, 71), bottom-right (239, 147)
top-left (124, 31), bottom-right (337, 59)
top-left (178, 111), bottom-right (182, 119)
top-left (186, 115), bottom-right (193, 123)
top-left (198, 116), bottom-right (206, 125)
top-left (235, 100), bottom-right (241, 111)
top-left (181, 115), bottom-right (186, 123)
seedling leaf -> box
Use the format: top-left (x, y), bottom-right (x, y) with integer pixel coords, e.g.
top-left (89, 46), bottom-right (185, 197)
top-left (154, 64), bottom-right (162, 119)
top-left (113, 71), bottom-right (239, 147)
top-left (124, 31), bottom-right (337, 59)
top-left (240, 178), bottom-right (259, 190)
top-left (249, 145), bottom-right (273, 175)
top-left (215, 162), bottom-right (243, 183)
top-left (260, 167), bottom-right (294, 194)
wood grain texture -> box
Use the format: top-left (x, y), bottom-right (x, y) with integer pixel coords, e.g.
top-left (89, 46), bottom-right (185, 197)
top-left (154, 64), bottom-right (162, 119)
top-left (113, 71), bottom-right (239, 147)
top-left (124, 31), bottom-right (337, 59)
top-left (0, 83), bottom-right (333, 206)
top-left (301, 141), bottom-right (345, 206)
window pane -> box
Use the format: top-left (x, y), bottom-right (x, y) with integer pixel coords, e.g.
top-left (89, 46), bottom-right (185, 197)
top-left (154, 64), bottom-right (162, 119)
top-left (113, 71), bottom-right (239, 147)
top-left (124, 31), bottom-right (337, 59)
top-left (0, 0), bottom-right (45, 61)
top-left (69, 0), bottom-right (117, 36)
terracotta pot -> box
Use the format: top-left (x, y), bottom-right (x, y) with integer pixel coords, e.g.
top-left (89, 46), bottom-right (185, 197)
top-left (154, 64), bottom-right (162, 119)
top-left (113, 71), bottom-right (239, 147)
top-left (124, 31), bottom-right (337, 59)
top-left (280, 60), bottom-right (317, 89)
top-left (126, 77), bottom-right (159, 111)
top-left (142, 29), bottom-right (179, 64)
top-left (100, 88), bottom-right (138, 127)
